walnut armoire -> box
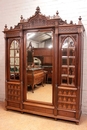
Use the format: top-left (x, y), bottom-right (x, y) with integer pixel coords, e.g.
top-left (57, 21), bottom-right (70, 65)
top-left (3, 7), bottom-right (85, 124)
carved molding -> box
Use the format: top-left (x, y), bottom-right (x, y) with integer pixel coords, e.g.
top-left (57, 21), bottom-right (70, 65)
top-left (60, 34), bottom-right (78, 43)
top-left (59, 27), bottom-right (78, 33)
top-left (4, 7), bottom-right (68, 31)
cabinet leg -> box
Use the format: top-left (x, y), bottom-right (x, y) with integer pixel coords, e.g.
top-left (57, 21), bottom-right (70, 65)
top-left (21, 111), bottom-right (24, 114)
top-left (55, 118), bottom-right (57, 121)
top-left (76, 121), bottom-right (79, 125)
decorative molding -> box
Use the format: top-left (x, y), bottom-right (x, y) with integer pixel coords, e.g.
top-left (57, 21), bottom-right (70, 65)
top-left (59, 27), bottom-right (78, 33)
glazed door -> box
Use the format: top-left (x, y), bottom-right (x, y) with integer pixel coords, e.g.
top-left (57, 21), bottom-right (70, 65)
top-left (57, 34), bottom-right (79, 119)
top-left (6, 38), bottom-right (23, 110)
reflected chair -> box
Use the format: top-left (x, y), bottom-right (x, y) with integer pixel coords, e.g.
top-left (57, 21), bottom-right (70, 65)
top-left (47, 71), bottom-right (52, 84)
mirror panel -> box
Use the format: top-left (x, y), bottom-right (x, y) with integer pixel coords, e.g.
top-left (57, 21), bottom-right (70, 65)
top-left (26, 31), bottom-right (53, 103)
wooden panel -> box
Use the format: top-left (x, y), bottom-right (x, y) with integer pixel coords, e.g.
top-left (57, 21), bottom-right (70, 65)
top-left (59, 26), bottom-right (78, 34)
top-left (7, 101), bottom-right (20, 108)
top-left (34, 48), bottom-right (52, 65)
top-left (5, 31), bottom-right (21, 38)
top-left (34, 48), bottom-right (52, 56)
top-left (58, 87), bottom-right (77, 111)
top-left (58, 110), bottom-right (75, 118)
top-left (7, 82), bottom-right (21, 102)
top-left (44, 56), bottom-right (52, 64)
top-left (23, 104), bottom-right (53, 114)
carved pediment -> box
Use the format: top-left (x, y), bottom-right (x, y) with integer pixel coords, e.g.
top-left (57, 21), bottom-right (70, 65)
top-left (17, 6), bottom-right (67, 29)
top-left (21, 6), bottom-right (56, 28)
top-left (4, 6), bottom-right (83, 31)
top-left (28, 13), bottom-right (49, 27)
top-left (22, 6), bottom-right (67, 29)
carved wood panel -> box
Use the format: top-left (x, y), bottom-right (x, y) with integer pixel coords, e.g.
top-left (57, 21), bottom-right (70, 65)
top-left (7, 83), bottom-right (21, 102)
top-left (59, 27), bottom-right (78, 33)
top-left (58, 88), bottom-right (77, 111)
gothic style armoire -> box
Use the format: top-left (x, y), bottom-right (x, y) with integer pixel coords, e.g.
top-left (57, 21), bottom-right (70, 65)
top-left (3, 7), bottom-right (84, 124)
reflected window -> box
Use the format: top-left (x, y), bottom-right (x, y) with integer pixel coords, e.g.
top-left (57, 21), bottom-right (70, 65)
top-left (26, 32), bottom-right (52, 48)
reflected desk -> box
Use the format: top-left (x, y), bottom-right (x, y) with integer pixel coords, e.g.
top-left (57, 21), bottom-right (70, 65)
top-left (27, 68), bottom-right (44, 93)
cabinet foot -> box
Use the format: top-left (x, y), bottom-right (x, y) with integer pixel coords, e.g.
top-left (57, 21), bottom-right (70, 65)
top-left (76, 122), bottom-right (79, 125)
top-left (55, 118), bottom-right (57, 121)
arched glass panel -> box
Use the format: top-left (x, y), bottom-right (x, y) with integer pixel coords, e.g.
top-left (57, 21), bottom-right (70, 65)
top-left (10, 40), bottom-right (20, 80)
top-left (61, 37), bottom-right (75, 86)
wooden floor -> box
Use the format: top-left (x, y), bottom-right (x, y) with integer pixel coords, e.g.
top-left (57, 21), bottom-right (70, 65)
top-left (27, 83), bottom-right (52, 103)
top-left (0, 102), bottom-right (87, 130)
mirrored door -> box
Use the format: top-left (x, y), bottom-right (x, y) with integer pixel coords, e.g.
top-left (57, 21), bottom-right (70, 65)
top-left (25, 31), bottom-right (53, 103)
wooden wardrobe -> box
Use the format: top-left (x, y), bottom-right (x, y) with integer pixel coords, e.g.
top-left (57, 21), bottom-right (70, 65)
top-left (3, 6), bottom-right (85, 124)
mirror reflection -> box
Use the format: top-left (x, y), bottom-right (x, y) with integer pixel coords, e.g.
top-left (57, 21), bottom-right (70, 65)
top-left (26, 31), bottom-right (53, 103)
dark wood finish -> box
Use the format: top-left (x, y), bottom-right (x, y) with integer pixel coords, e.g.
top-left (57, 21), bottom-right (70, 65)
top-left (3, 6), bottom-right (85, 124)
top-left (34, 48), bottom-right (52, 65)
top-left (27, 68), bottom-right (44, 93)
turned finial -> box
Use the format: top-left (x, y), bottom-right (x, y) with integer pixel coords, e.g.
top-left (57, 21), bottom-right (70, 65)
top-left (54, 10), bottom-right (60, 19)
top-left (4, 24), bottom-right (8, 31)
top-left (10, 26), bottom-right (13, 29)
top-left (65, 20), bottom-right (67, 24)
top-left (56, 11), bottom-right (59, 16)
top-left (20, 15), bottom-right (24, 22)
top-left (78, 16), bottom-right (82, 25)
top-left (35, 6), bottom-right (40, 14)
top-left (20, 15), bottom-right (23, 20)
top-left (70, 20), bottom-right (73, 24)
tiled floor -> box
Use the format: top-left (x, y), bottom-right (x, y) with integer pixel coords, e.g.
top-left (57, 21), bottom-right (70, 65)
top-left (0, 101), bottom-right (87, 130)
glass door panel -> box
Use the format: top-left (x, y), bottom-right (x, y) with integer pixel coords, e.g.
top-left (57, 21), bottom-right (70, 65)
top-left (10, 40), bottom-right (20, 80)
top-left (61, 37), bottom-right (75, 86)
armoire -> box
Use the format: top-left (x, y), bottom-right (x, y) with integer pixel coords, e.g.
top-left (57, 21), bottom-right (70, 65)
top-left (3, 7), bottom-right (85, 124)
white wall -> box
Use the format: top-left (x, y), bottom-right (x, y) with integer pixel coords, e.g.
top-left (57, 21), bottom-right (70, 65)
top-left (0, 0), bottom-right (87, 114)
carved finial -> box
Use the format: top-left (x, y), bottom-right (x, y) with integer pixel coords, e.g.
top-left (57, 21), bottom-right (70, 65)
top-left (78, 16), bottom-right (82, 25)
top-left (54, 10), bottom-right (60, 19)
top-left (53, 10), bottom-right (60, 19)
top-left (79, 16), bottom-right (82, 21)
top-left (10, 26), bottom-right (13, 29)
top-left (56, 11), bottom-right (59, 16)
top-left (35, 6), bottom-right (40, 14)
top-left (5, 24), bottom-right (7, 29)
top-left (21, 15), bottom-right (23, 20)
top-left (65, 20), bottom-right (67, 24)
top-left (4, 24), bottom-right (8, 31)
top-left (70, 20), bottom-right (73, 24)
top-left (20, 15), bottom-right (24, 23)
